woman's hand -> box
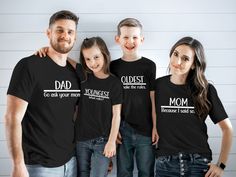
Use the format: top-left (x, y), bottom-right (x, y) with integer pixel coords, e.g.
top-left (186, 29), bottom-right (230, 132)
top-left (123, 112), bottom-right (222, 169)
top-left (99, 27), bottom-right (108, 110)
top-left (205, 163), bottom-right (223, 177)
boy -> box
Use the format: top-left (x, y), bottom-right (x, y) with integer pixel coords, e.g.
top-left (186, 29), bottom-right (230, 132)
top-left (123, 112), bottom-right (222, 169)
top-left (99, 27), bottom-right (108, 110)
top-left (110, 18), bottom-right (158, 177)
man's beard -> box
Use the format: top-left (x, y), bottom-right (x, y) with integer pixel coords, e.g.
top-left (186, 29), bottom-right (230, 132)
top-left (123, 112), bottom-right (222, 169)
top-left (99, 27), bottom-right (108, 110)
top-left (50, 39), bottom-right (74, 54)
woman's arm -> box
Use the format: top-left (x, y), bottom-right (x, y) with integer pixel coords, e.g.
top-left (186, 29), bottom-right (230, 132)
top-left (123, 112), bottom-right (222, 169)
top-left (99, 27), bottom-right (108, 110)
top-left (103, 104), bottom-right (121, 158)
top-left (205, 118), bottom-right (233, 177)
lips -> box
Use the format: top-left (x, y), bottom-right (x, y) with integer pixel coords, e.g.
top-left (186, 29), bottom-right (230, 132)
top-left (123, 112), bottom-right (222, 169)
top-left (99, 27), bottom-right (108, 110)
top-left (125, 46), bottom-right (135, 50)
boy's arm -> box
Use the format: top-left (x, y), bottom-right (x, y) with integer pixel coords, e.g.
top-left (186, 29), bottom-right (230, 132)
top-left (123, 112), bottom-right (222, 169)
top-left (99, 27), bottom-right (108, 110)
top-left (5, 95), bottom-right (29, 177)
top-left (150, 91), bottom-right (159, 145)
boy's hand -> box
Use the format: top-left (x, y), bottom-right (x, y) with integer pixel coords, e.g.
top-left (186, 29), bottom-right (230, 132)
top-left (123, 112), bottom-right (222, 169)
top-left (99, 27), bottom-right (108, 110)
top-left (34, 47), bottom-right (49, 57)
top-left (152, 127), bottom-right (159, 145)
top-left (103, 141), bottom-right (116, 158)
top-left (116, 132), bottom-right (122, 144)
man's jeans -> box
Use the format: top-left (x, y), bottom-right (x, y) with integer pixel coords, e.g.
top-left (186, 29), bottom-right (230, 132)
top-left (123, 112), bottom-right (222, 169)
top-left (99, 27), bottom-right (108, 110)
top-left (155, 153), bottom-right (210, 177)
top-left (76, 137), bottom-right (110, 177)
top-left (117, 121), bottom-right (155, 177)
top-left (26, 156), bottom-right (77, 177)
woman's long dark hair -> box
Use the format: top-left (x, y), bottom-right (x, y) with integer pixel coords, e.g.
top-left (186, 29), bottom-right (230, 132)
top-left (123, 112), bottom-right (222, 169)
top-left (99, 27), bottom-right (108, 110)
top-left (169, 37), bottom-right (211, 119)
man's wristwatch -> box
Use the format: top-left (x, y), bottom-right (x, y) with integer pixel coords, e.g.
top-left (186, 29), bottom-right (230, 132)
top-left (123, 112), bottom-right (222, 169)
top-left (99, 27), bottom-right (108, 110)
top-left (217, 162), bottom-right (226, 170)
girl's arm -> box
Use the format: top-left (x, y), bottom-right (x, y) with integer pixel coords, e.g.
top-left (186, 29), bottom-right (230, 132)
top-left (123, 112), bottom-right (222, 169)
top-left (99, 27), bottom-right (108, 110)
top-left (205, 118), bottom-right (233, 177)
top-left (150, 91), bottom-right (159, 145)
top-left (103, 104), bottom-right (121, 158)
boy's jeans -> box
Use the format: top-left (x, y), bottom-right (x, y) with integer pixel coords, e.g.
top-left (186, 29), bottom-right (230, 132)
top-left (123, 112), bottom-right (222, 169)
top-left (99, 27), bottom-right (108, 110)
top-left (155, 153), bottom-right (210, 177)
top-left (76, 137), bottom-right (110, 177)
top-left (117, 121), bottom-right (155, 177)
top-left (26, 156), bottom-right (77, 177)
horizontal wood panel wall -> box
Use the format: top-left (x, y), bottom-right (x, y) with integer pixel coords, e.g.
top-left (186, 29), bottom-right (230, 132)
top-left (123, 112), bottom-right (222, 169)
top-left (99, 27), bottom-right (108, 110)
top-left (0, 0), bottom-right (235, 176)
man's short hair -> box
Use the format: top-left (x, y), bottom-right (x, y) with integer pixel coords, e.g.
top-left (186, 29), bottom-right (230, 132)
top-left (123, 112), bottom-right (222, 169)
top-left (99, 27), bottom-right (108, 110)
top-left (49, 10), bottom-right (79, 28)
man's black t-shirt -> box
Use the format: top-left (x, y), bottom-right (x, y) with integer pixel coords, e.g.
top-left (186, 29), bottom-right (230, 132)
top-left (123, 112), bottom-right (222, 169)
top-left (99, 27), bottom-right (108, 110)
top-left (110, 57), bottom-right (156, 136)
top-left (155, 75), bottom-right (228, 159)
top-left (75, 64), bottom-right (123, 141)
top-left (7, 55), bottom-right (80, 167)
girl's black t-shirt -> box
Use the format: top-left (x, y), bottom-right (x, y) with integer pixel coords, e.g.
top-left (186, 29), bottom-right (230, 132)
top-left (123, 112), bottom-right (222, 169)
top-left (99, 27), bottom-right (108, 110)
top-left (75, 64), bottom-right (123, 141)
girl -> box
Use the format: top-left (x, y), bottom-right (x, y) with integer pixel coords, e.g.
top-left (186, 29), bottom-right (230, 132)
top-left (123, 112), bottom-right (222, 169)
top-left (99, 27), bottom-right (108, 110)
top-left (36, 37), bottom-right (122, 177)
top-left (155, 37), bottom-right (233, 177)
top-left (75, 37), bottom-right (122, 177)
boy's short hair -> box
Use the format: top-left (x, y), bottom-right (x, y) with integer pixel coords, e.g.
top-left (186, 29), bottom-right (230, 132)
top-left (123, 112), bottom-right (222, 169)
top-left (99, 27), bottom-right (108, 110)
top-left (117, 18), bottom-right (142, 35)
top-left (49, 10), bottom-right (79, 28)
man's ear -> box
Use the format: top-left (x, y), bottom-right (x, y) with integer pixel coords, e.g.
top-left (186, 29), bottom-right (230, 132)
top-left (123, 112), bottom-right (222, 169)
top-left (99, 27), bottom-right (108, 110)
top-left (115, 35), bottom-right (120, 44)
top-left (46, 28), bottom-right (51, 38)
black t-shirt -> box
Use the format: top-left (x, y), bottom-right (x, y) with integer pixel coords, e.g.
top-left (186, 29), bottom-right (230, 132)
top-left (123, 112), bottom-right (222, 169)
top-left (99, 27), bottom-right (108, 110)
top-left (75, 64), bottom-right (123, 141)
top-left (7, 55), bottom-right (80, 167)
top-left (155, 75), bottom-right (228, 159)
top-left (110, 57), bottom-right (156, 136)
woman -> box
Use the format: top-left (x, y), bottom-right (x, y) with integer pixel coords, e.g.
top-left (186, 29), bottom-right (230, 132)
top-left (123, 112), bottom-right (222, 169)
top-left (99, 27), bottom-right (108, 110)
top-left (155, 36), bottom-right (233, 177)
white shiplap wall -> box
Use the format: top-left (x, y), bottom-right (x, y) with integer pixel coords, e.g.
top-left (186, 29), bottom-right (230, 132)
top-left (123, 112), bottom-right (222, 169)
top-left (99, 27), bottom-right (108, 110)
top-left (0, 0), bottom-right (236, 176)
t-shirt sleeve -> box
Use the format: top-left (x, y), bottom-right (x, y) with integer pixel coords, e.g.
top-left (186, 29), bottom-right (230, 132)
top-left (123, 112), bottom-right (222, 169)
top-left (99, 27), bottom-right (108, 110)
top-left (149, 61), bottom-right (156, 91)
top-left (111, 79), bottom-right (123, 105)
top-left (75, 63), bottom-right (85, 81)
top-left (7, 59), bottom-right (35, 102)
top-left (208, 84), bottom-right (228, 124)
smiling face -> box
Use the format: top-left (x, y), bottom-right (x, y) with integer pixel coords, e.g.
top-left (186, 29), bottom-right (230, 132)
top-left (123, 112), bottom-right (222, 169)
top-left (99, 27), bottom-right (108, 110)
top-left (47, 19), bottom-right (76, 54)
top-left (82, 45), bottom-right (105, 76)
top-left (115, 26), bottom-right (144, 57)
top-left (169, 44), bottom-right (195, 79)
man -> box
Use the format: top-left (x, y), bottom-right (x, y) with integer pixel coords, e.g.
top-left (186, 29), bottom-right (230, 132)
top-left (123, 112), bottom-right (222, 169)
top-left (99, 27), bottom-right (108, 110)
top-left (4, 10), bottom-right (79, 177)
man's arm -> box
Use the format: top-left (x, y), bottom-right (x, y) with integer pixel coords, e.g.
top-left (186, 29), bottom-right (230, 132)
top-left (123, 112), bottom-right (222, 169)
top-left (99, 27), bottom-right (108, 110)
top-left (5, 95), bottom-right (29, 177)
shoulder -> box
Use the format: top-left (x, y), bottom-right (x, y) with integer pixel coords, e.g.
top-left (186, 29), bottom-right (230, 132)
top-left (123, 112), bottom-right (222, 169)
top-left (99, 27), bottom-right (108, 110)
top-left (141, 57), bottom-right (156, 66)
top-left (207, 83), bottom-right (218, 95)
top-left (155, 75), bottom-right (170, 84)
top-left (14, 55), bottom-right (42, 70)
top-left (75, 63), bottom-right (86, 81)
top-left (110, 58), bottom-right (121, 66)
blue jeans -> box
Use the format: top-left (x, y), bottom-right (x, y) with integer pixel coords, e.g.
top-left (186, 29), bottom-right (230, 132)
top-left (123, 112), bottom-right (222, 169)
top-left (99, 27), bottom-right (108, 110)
top-left (117, 121), bottom-right (155, 177)
top-left (155, 153), bottom-right (211, 177)
top-left (26, 156), bottom-right (77, 177)
top-left (76, 137), bottom-right (110, 177)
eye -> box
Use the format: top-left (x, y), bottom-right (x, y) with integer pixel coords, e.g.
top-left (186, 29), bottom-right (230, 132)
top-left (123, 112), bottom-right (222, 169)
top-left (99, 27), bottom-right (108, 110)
top-left (56, 29), bottom-right (63, 33)
top-left (124, 36), bottom-right (128, 39)
top-left (173, 51), bottom-right (178, 57)
top-left (94, 55), bottom-right (100, 59)
top-left (133, 36), bottom-right (138, 39)
top-left (182, 56), bottom-right (190, 62)
top-left (85, 58), bottom-right (90, 61)
top-left (68, 30), bottom-right (74, 35)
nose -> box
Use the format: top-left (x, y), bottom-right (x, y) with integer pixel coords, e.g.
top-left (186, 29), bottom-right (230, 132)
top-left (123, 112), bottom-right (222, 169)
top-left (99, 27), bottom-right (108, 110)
top-left (61, 31), bottom-right (69, 40)
top-left (89, 59), bottom-right (95, 66)
top-left (176, 57), bottom-right (182, 65)
top-left (128, 37), bottom-right (134, 43)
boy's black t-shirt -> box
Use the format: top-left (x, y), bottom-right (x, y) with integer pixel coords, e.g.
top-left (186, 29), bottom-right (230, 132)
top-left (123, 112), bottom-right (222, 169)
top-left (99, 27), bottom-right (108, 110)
top-left (75, 64), bottom-right (123, 141)
top-left (155, 75), bottom-right (228, 159)
top-left (7, 55), bottom-right (80, 167)
top-left (110, 57), bottom-right (156, 136)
